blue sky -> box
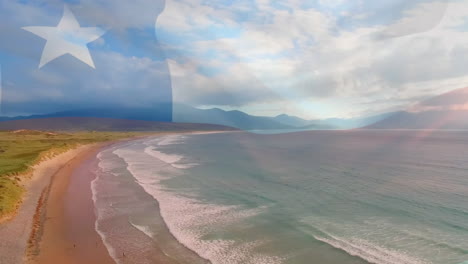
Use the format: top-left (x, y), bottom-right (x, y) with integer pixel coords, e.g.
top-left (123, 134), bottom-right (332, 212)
top-left (1, 0), bottom-right (468, 119)
top-left (0, 0), bottom-right (172, 117)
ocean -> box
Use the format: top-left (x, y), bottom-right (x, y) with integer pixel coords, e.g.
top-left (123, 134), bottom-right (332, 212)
top-left (90, 130), bottom-right (468, 264)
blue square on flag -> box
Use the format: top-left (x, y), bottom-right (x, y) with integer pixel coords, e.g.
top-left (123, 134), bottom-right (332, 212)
top-left (0, 1), bottom-right (172, 121)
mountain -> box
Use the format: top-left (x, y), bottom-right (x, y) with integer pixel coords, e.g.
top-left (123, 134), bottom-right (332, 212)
top-left (0, 104), bottom-right (394, 131)
top-left (0, 117), bottom-right (235, 132)
top-left (299, 122), bottom-right (338, 130)
top-left (307, 112), bottom-right (396, 129)
top-left (173, 104), bottom-right (293, 130)
top-left (367, 87), bottom-right (468, 129)
top-left (175, 105), bottom-right (392, 130)
top-left (6, 106), bottom-right (172, 122)
top-left (1, 105), bottom-right (292, 131)
top-left (366, 111), bottom-right (468, 129)
top-left (271, 114), bottom-right (311, 127)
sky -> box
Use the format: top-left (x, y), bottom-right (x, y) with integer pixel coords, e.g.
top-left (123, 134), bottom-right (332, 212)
top-left (157, 0), bottom-right (468, 119)
top-left (0, 0), bottom-right (172, 119)
top-left (1, 0), bottom-right (468, 119)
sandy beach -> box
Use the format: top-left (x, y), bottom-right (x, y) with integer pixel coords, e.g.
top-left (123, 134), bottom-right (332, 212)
top-left (29, 142), bottom-right (115, 264)
top-left (0, 144), bottom-right (109, 264)
top-left (0, 132), bottom-right (227, 264)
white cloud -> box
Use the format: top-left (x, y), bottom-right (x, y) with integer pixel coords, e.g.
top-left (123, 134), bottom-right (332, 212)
top-left (169, 59), bottom-right (282, 106)
top-left (2, 0), bottom-right (465, 119)
top-left (380, 1), bottom-right (449, 38)
top-left (157, 0), bottom-right (468, 118)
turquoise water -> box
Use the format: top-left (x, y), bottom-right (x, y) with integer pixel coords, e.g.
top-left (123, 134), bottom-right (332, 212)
top-left (93, 130), bottom-right (468, 264)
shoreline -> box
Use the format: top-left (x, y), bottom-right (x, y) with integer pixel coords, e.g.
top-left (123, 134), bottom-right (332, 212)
top-left (0, 131), bottom-right (227, 264)
top-left (0, 131), bottom-right (374, 264)
top-left (91, 133), bottom-right (214, 264)
top-left (29, 142), bottom-right (115, 264)
top-left (26, 132), bottom-right (218, 264)
top-left (0, 144), bottom-right (108, 264)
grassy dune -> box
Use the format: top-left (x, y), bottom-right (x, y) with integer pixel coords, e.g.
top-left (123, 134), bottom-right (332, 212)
top-left (0, 130), bottom-right (144, 219)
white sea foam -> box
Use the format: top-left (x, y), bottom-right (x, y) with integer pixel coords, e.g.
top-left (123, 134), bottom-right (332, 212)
top-left (112, 139), bottom-right (282, 264)
top-left (144, 146), bottom-right (183, 165)
top-left (155, 135), bottom-right (185, 146)
top-left (300, 216), bottom-right (432, 264)
top-left (130, 222), bottom-right (155, 239)
top-left (92, 150), bottom-right (123, 264)
top-left (94, 223), bottom-right (122, 264)
top-left (97, 153), bottom-right (121, 173)
top-left (132, 181), bottom-right (280, 264)
top-left (142, 136), bottom-right (198, 169)
top-left (315, 235), bottom-right (429, 264)
top-left (300, 213), bottom-right (455, 264)
top-left (171, 163), bottom-right (199, 169)
top-left (95, 132), bottom-right (468, 264)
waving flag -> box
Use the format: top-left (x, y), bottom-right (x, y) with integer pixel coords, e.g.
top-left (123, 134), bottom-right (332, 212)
top-left (2, 2), bottom-right (468, 264)
top-left (0, 0), bottom-right (172, 120)
top-left (0, 0), bottom-right (457, 130)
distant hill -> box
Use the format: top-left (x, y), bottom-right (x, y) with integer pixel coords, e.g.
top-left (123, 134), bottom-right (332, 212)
top-left (174, 105), bottom-right (393, 130)
top-left (2, 105), bottom-right (291, 131)
top-left (270, 114), bottom-right (311, 127)
top-left (173, 104), bottom-right (293, 130)
top-left (4, 106), bottom-right (172, 122)
top-left (0, 117), bottom-right (235, 132)
top-left (307, 112), bottom-right (396, 129)
top-left (0, 105), bottom-right (395, 131)
top-left (299, 123), bottom-right (338, 130)
top-left (367, 111), bottom-right (468, 129)
top-left (268, 112), bottom-right (394, 130)
top-left (367, 87), bottom-right (468, 129)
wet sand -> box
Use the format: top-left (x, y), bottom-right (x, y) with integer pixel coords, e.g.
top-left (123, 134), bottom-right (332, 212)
top-left (30, 133), bottom-right (214, 264)
top-left (0, 145), bottom-right (103, 264)
top-left (1, 132), bottom-right (226, 264)
top-left (29, 143), bottom-right (115, 264)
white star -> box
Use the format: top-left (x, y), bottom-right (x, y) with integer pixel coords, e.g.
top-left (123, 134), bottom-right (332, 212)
top-left (23, 6), bottom-right (105, 69)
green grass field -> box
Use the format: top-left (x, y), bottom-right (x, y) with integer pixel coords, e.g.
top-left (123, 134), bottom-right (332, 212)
top-left (0, 130), bottom-right (145, 219)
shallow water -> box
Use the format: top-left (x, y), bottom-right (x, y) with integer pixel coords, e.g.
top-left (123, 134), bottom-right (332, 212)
top-left (92, 130), bottom-right (468, 264)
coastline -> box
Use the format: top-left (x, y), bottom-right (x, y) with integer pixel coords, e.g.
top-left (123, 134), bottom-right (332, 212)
top-left (0, 131), bottom-right (228, 264)
top-left (91, 134), bottom-right (212, 264)
top-left (0, 144), bottom-right (107, 264)
top-left (0, 131), bottom-right (372, 264)
top-left (25, 132), bottom-right (219, 264)
top-left (29, 142), bottom-right (115, 264)
top-left (1, 129), bottom-right (461, 264)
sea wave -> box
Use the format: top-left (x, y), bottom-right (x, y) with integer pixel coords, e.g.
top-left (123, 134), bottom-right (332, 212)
top-left (94, 132), bottom-right (468, 264)
top-left (97, 150), bottom-right (121, 173)
top-left (92, 149), bottom-right (123, 264)
top-left (142, 136), bottom-right (198, 169)
top-left (314, 235), bottom-right (429, 264)
top-left (144, 146), bottom-right (183, 165)
top-left (299, 216), bottom-right (430, 264)
top-left (130, 221), bottom-right (155, 239)
top-left (112, 138), bottom-right (282, 264)
top-left (131, 180), bottom-right (279, 264)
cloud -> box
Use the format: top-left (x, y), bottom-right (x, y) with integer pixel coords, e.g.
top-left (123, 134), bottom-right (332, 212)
top-left (379, 1), bottom-right (449, 38)
top-left (169, 59), bottom-right (282, 106)
top-left (157, 0), bottom-right (468, 118)
top-left (2, 0), bottom-right (468, 119)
